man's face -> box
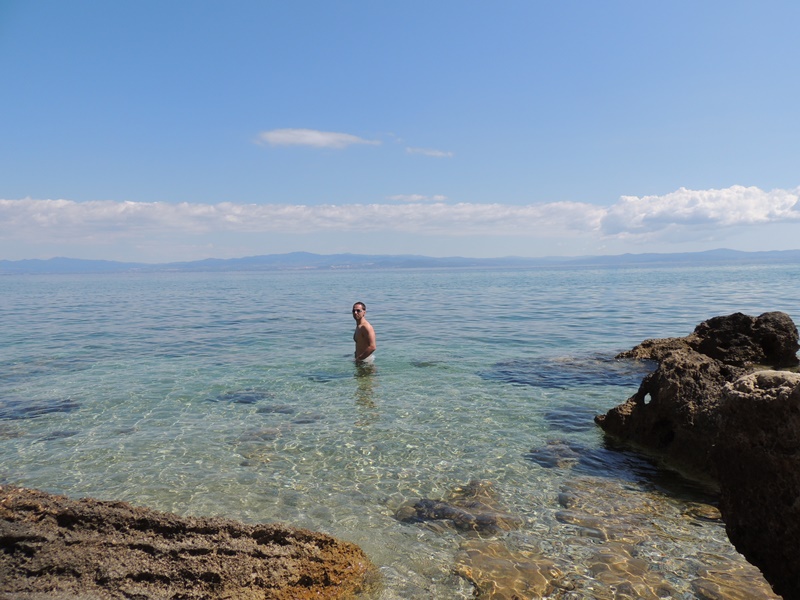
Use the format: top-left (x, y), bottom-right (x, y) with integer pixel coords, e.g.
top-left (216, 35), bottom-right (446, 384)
top-left (352, 305), bottom-right (365, 320)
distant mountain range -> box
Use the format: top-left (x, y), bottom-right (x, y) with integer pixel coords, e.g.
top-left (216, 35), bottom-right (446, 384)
top-left (1, 249), bottom-right (799, 274)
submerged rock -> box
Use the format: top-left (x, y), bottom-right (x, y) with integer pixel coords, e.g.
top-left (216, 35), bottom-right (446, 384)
top-left (395, 480), bottom-right (523, 534)
top-left (557, 476), bottom-right (676, 547)
top-left (554, 475), bottom-right (777, 600)
top-left (0, 485), bottom-right (376, 600)
top-left (454, 539), bottom-right (563, 599)
top-left (209, 387), bottom-right (274, 404)
top-left (692, 561), bottom-right (783, 600)
top-left (583, 542), bottom-right (677, 599)
top-left (0, 397), bottom-right (81, 420)
top-left (397, 472), bottom-right (777, 598)
top-left (524, 439), bottom-right (582, 469)
top-left (481, 352), bottom-right (655, 389)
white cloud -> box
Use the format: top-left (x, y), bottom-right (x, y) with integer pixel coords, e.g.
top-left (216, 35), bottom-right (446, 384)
top-left (2, 185), bottom-right (799, 258)
top-left (601, 185), bottom-right (800, 237)
top-left (406, 147), bottom-right (454, 158)
top-left (0, 197), bottom-right (602, 239)
top-left (256, 128), bottom-right (380, 149)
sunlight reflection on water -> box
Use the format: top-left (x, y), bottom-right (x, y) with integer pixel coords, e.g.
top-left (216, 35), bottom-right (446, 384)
top-left (1, 264), bottom-right (797, 598)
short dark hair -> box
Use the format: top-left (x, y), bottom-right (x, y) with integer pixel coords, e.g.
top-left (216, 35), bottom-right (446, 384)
top-left (353, 301), bottom-right (366, 310)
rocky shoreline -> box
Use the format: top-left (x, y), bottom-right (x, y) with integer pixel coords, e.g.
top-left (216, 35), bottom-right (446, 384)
top-left (0, 485), bottom-right (376, 599)
top-left (596, 311), bottom-right (800, 599)
top-left (3, 311), bottom-right (798, 599)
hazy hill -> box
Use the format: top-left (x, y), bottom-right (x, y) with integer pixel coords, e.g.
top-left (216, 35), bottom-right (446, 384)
top-left (1, 249), bottom-right (799, 275)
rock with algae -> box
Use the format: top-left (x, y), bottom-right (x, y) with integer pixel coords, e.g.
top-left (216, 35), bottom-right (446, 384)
top-left (0, 485), bottom-right (376, 600)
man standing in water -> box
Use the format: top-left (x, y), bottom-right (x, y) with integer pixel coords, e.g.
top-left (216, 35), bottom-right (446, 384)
top-left (352, 302), bottom-right (376, 363)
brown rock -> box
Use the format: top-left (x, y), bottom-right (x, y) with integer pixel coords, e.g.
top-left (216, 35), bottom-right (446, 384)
top-left (454, 539), bottom-right (562, 599)
top-left (596, 350), bottom-right (742, 477)
top-left (0, 485), bottom-right (376, 600)
top-left (595, 311), bottom-right (800, 598)
top-left (617, 311), bottom-right (800, 368)
top-left (714, 371), bottom-right (800, 600)
top-left (596, 311), bottom-right (799, 478)
top-left (691, 311), bottom-right (800, 368)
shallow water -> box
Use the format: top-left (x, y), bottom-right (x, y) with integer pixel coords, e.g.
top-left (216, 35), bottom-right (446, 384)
top-left (1, 264), bottom-right (797, 598)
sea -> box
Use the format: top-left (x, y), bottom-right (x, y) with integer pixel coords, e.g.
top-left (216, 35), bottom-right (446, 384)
top-left (1, 262), bottom-right (798, 598)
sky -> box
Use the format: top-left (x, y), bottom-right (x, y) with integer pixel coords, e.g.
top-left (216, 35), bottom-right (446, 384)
top-left (1, 0), bottom-right (799, 262)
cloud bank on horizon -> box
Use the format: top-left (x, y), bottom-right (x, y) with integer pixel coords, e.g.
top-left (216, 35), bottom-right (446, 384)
top-left (2, 183), bottom-right (798, 261)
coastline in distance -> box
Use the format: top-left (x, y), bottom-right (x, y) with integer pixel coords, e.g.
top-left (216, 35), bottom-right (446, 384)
top-left (2, 248), bottom-right (800, 275)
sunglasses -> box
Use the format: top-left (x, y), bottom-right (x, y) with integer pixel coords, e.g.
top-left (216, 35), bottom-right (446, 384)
top-left (352, 308), bottom-right (364, 313)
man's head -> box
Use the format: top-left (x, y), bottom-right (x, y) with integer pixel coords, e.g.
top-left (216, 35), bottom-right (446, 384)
top-left (352, 302), bottom-right (366, 318)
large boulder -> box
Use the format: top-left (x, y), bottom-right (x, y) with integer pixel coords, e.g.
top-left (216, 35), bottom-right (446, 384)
top-left (0, 485), bottom-right (376, 600)
top-left (595, 311), bottom-right (800, 598)
top-left (691, 311), bottom-right (800, 367)
top-left (715, 371), bottom-right (800, 600)
top-left (596, 311), bottom-right (799, 477)
top-left (595, 348), bottom-right (742, 477)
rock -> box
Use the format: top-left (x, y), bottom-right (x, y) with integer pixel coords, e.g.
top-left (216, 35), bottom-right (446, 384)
top-left (596, 349), bottom-right (742, 477)
top-left (584, 542), bottom-right (677, 599)
top-left (524, 439), bottom-right (581, 469)
top-left (395, 480), bottom-right (523, 534)
top-left (691, 311), bottom-right (800, 368)
top-left (0, 485), bottom-right (376, 600)
top-left (714, 371), bottom-right (800, 600)
top-left (596, 311), bottom-right (800, 598)
top-left (692, 562), bottom-right (783, 600)
top-left (617, 311), bottom-right (800, 368)
top-left (438, 472), bottom-right (775, 599)
top-left (596, 311), bottom-right (799, 478)
top-left (454, 539), bottom-right (563, 599)
top-left (682, 502), bottom-right (723, 522)
top-left (554, 475), bottom-right (777, 599)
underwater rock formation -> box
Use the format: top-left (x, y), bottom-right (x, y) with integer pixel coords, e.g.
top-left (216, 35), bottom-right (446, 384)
top-left (394, 479), bottom-right (523, 534)
top-left (0, 485), bottom-right (375, 600)
top-left (455, 539), bottom-right (563, 599)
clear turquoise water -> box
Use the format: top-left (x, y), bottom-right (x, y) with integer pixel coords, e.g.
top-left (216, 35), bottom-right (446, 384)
top-left (1, 264), bottom-right (798, 598)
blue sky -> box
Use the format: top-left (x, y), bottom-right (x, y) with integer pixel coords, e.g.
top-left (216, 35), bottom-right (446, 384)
top-left (1, 0), bottom-right (799, 262)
